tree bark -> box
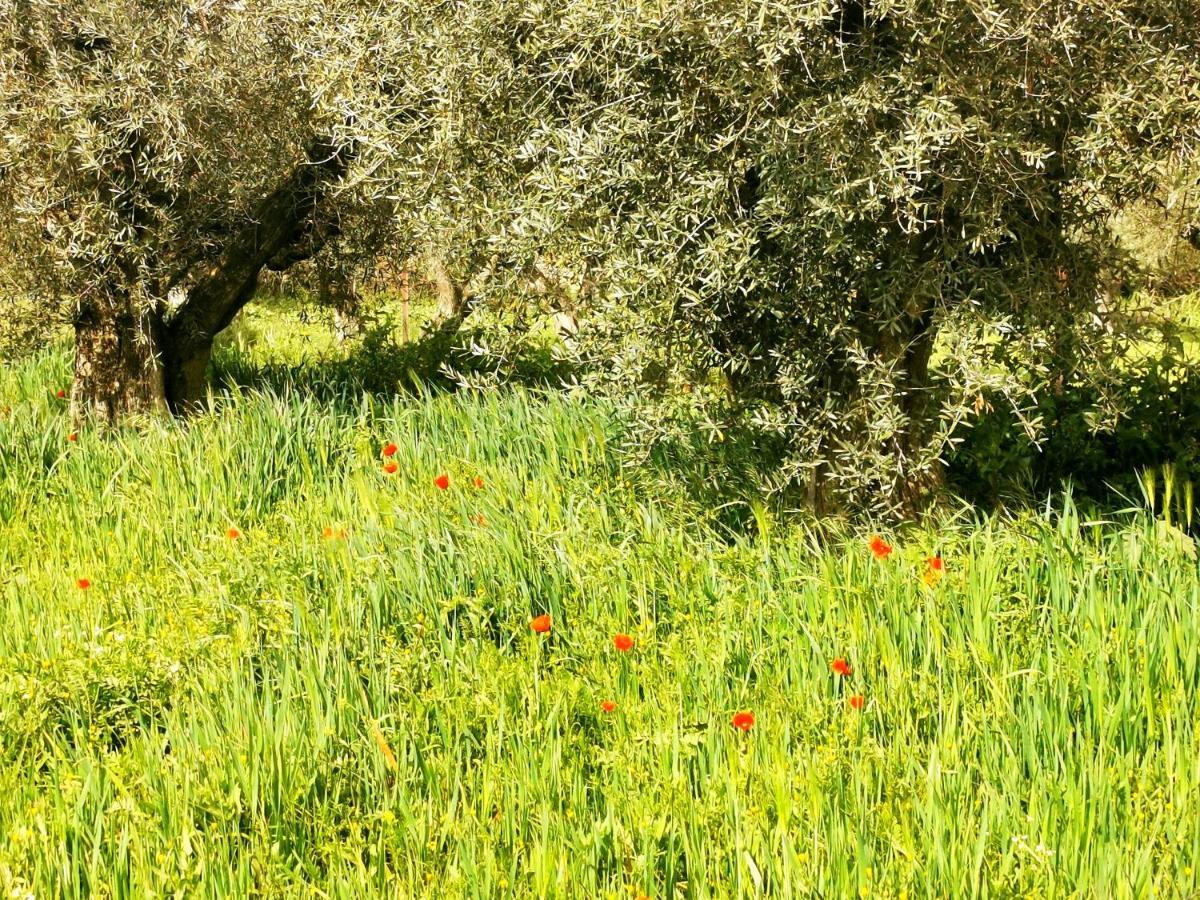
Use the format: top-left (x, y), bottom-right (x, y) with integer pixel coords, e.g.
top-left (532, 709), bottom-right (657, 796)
top-left (318, 259), bottom-right (363, 343)
top-left (430, 258), bottom-right (465, 322)
top-left (71, 136), bottom-right (350, 417)
top-left (72, 298), bottom-right (168, 424)
top-left (157, 136), bottom-right (352, 412)
top-left (884, 309), bottom-right (944, 517)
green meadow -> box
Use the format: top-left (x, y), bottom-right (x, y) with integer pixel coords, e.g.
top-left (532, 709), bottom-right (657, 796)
top-left (1, 321), bottom-right (1199, 898)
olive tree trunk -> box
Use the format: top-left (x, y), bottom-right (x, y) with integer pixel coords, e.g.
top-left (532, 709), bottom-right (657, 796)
top-left (888, 310), bottom-right (944, 517)
top-left (72, 298), bottom-right (169, 423)
top-left (71, 136), bottom-right (351, 419)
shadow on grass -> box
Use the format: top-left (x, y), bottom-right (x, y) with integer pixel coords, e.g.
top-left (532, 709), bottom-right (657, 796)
top-left (635, 417), bottom-right (800, 539)
top-left (211, 309), bottom-right (787, 539)
top-left (210, 321), bottom-right (578, 405)
top-left (948, 348), bottom-right (1200, 523)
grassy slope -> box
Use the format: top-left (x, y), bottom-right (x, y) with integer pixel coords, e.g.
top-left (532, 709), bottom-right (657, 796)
top-left (1, 336), bottom-right (1198, 898)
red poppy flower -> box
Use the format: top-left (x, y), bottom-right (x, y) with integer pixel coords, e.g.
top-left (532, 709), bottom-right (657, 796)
top-left (226, 527), bottom-right (241, 540)
top-left (55, 389), bottom-right (66, 399)
top-left (831, 657), bottom-right (852, 677)
top-left (76, 578), bottom-right (90, 590)
top-left (600, 700), bottom-right (617, 713)
top-left (67, 432), bottom-right (77, 442)
top-left (869, 535), bottom-right (893, 560)
top-left (731, 711), bottom-right (755, 732)
top-left (381, 442), bottom-right (399, 458)
top-left (434, 473), bottom-right (450, 490)
top-left (383, 461), bottom-right (399, 474)
top-left (849, 694), bottom-right (865, 710)
top-left (471, 513), bottom-right (486, 526)
top-left (322, 526), bottom-right (346, 540)
top-left (473, 476), bottom-right (484, 489)
top-left (613, 633), bottom-right (634, 652)
top-left (923, 555), bottom-right (945, 587)
top-left (530, 614), bottom-right (551, 633)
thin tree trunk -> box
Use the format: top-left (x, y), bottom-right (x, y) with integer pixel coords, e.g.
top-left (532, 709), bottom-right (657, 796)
top-left (400, 269), bottom-right (411, 343)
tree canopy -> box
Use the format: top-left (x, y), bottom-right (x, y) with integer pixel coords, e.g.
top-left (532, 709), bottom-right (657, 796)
top-left (2, 0), bottom-right (1198, 513)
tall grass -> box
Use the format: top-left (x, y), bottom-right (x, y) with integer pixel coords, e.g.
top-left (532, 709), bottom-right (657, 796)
top-left (1, 345), bottom-right (1198, 898)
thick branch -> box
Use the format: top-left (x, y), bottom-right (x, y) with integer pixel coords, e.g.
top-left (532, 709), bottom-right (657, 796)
top-left (160, 136), bottom-right (352, 409)
top-left (165, 136), bottom-right (351, 357)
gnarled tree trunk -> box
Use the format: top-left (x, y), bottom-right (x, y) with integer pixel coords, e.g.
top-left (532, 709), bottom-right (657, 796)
top-left (72, 297), bottom-right (169, 423)
top-left (430, 257), bottom-right (465, 323)
top-left (71, 135), bottom-right (352, 420)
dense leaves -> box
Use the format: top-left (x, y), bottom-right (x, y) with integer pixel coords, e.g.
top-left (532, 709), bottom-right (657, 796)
top-left (398, 0), bottom-right (1200, 514)
top-left (2, 0), bottom-right (1199, 513)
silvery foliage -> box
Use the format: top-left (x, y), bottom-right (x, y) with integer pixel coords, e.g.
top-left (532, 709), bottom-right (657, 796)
top-left (366, 0), bottom-right (1200, 512)
top-left (2, 0), bottom-right (1198, 512)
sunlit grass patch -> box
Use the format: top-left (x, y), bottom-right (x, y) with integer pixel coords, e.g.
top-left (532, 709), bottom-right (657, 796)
top-left (1, 343), bottom-right (1199, 897)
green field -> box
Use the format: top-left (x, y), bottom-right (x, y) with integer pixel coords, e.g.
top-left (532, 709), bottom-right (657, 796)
top-left (2, 334), bottom-right (1199, 898)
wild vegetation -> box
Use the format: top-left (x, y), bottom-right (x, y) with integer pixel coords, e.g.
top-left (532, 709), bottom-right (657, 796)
top-left (3, 0), bottom-right (1199, 513)
top-left (0, 324), bottom-right (1198, 897)
top-left (2, 0), bottom-right (1200, 896)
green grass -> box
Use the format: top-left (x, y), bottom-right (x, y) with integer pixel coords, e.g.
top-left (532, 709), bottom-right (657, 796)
top-left (1, 340), bottom-right (1199, 898)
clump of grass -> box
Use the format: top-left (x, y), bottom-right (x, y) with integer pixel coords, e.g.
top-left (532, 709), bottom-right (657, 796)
top-left (1, 345), bottom-right (1199, 897)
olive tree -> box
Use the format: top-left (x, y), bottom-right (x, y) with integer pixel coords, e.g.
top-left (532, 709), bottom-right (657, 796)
top-left (388, 0), bottom-right (1199, 513)
top-left (0, 0), bottom-right (366, 418)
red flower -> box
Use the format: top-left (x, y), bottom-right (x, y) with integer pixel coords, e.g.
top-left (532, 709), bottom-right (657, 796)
top-left (434, 473), bottom-right (450, 490)
top-left (322, 526), bottom-right (347, 540)
top-left (76, 578), bottom-right (90, 590)
top-left (67, 432), bottom-right (77, 442)
top-left (383, 461), bottom-right (399, 474)
top-left (56, 389), bottom-right (66, 399)
top-left (600, 700), bottom-right (617, 713)
top-left (923, 555), bottom-right (945, 587)
top-left (381, 442), bottom-right (399, 458)
top-left (471, 513), bottom-right (486, 526)
top-left (869, 535), bottom-right (893, 560)
top-left (226, 527), bottom-right (241, 540)
top-left (849, 694), bottom-right (865, 710)
top-left (613, 633), bottom-right (634, 652)
top-left (731, 711), bottom-right (755, 732)
top-left (530, 614), bottom-right (552, 633)
top-left (473, 476), bottom-right (484, 489)
top-left (831, 657), bottom-right (852, 677)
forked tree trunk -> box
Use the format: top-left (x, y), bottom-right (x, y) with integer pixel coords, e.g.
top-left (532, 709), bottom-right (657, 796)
top-left (70, 135), bottom-right (352, 419)
top-left (72, 299), bottom-right (169, 423)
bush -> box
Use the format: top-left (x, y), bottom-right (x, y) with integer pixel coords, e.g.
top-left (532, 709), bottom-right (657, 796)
top-left (950, 339), bottom-right (1200, 510)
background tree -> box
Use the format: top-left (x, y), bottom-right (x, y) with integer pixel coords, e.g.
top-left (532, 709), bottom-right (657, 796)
top-left (0, 0), bottom-right (360, 419)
